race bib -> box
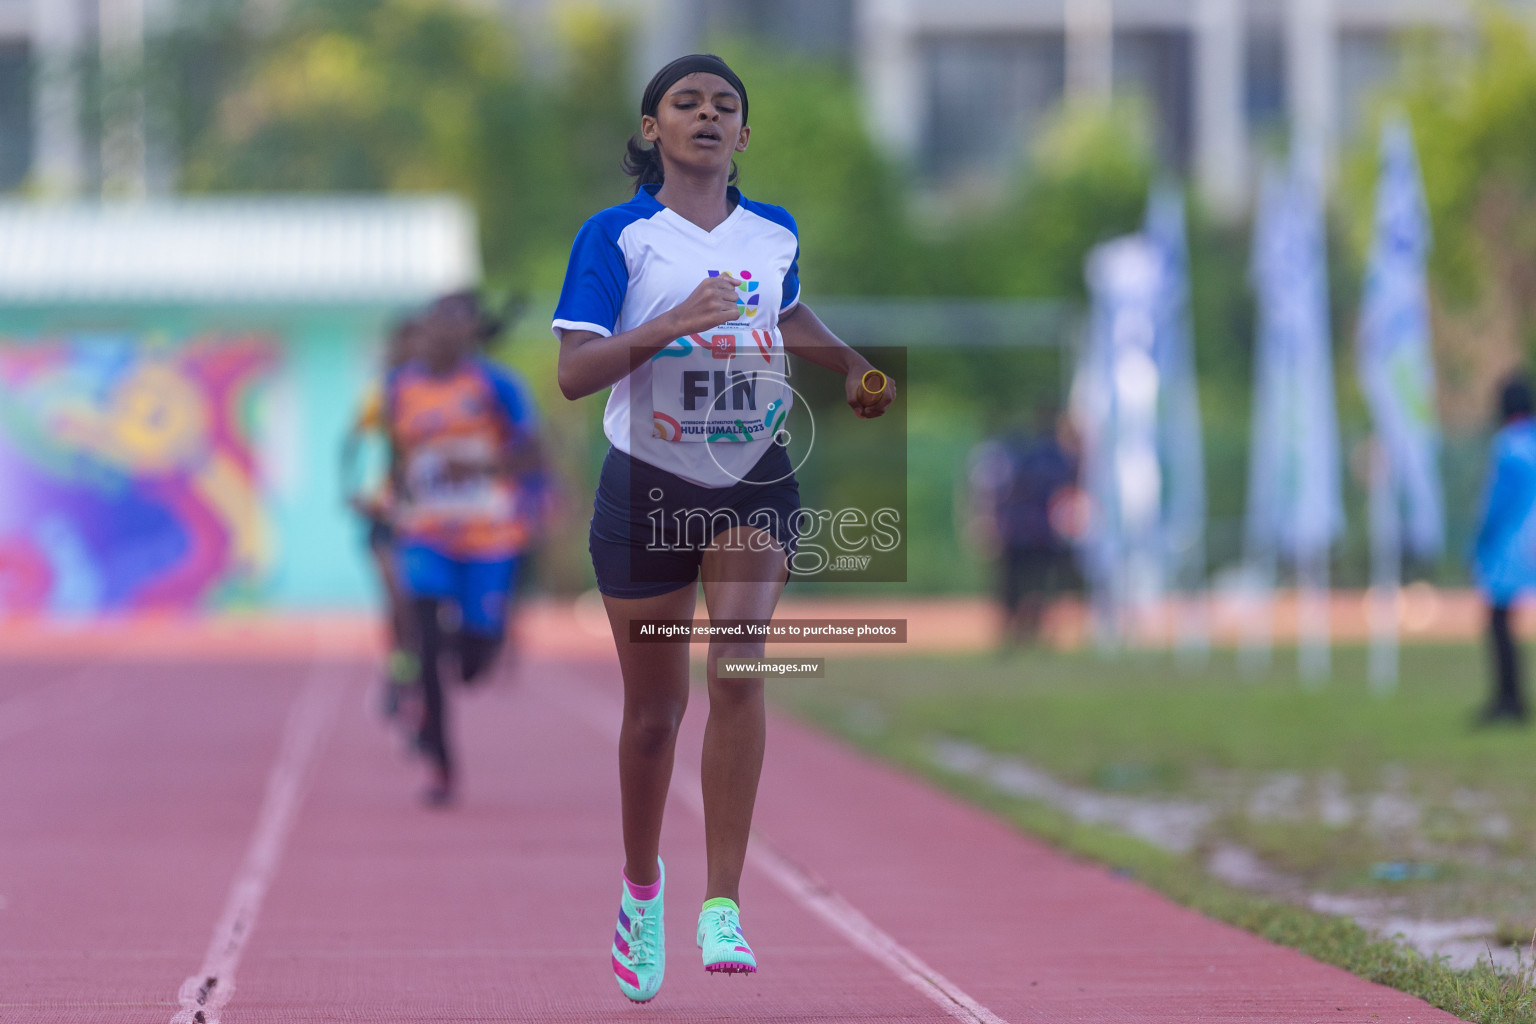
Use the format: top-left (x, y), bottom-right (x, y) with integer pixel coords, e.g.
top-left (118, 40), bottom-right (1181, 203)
top-left (649, 329), bottom-right (792, 443)
top-left (403, 437), bottom-right (512, 519)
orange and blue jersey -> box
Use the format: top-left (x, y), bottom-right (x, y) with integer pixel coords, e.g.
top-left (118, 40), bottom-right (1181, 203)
top-left (386, 356), bottom-right (538, 562)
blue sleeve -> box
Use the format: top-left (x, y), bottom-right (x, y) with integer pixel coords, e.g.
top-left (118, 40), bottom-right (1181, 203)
top-left (552, 215), bottom-right (629, 338)
top-left (782, 245), bottom-right (801, 312)
top-left (484, 363), bottom-right (538, 433)
top-left (1476, 439), bottom-right (1533, 558)
top-left (740, 198), bottom-right (802, 312)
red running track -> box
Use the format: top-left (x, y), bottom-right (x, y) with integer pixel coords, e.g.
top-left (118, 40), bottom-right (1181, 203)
top-left (0, 651), bottom-right (1457, 1023)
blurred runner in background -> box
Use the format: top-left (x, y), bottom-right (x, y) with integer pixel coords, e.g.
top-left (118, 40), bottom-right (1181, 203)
top-left (1472, 372), bottom-right (1536, 727)
top-left (342, 317), bottom-right (424, 722)
top-left (967, 406), bottom-right (1080, 650)
top-left (387, 291), bottom-right (548, 804)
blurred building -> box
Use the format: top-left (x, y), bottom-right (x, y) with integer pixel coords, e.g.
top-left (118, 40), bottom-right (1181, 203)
top-left (856, 0), bottom-right (1484, 211)
top-left (3, 0), bottom-right (206, 199)
top-left (0, 0), bottom-right (1518, 203)
top-left (494, 0), bottom-right (1503, 211)
top-left (0, 196), bottom-right (478, 614)
top-left (495, 0), bottom-right (1498, 212)
top-left (0, 0), bottom-right (34, 192)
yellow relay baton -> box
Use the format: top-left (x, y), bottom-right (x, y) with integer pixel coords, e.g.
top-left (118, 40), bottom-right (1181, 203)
top-left (856, 369), bottom-right (888, 408)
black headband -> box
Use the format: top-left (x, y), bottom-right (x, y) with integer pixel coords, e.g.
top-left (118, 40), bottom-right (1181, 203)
top-left (641, 53), bottom-right (748, 125)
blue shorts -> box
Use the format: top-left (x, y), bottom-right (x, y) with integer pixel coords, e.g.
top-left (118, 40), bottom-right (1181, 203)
top-left (398, 544), bottom-right (520, 635)
top-left (589, 444), bottom-right (800, 599)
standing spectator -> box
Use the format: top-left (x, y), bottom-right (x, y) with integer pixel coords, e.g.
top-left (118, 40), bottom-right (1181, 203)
top-left (969, 407), bottom-right (1080, 649)
top-left (1472, 372), bottom-right (1536, 726)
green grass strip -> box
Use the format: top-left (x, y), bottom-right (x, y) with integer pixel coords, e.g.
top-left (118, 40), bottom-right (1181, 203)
top-left (802, 720), bottom-right (1536, 1024)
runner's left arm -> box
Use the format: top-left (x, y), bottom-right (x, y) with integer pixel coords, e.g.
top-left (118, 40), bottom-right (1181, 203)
top-left (778, 303), bottom-right (897, 419)
top-left (487, 366), bottom-right (550, 484)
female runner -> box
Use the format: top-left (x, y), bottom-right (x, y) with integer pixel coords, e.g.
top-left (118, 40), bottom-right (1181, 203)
top-left (552, 53), bottom-right (895, 1003)
top-left (388, 292), bottom-right (545, 805)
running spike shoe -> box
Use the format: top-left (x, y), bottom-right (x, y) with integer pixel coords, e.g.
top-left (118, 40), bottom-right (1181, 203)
top-left (611, 860), bottom-right (666, 1002)
top-left (379, 649), bottom-right (419, 719)
top-left (388, 648), bottom-right (421, 685)
top-left (697, 898), bottom-right (756, 974)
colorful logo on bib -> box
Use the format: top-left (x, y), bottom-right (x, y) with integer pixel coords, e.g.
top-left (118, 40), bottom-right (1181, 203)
top-left (709, 270), bottom-right (760, 320)
top-left (653, 411), bottom-right (682, 441)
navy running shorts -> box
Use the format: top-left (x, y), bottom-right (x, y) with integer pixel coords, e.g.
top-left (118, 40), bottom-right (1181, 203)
top-left (589, 444), bottom-right (800, 599)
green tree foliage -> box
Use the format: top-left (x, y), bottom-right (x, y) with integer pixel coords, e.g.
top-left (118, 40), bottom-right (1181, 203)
top-left (158, 3), bottom-right (1158, 307)
top-left (182, 0), bottom-right (517, 192)
top-left (1337, 7), bottom-right (1536, 426)
top-left (170, 0), bottom-right (635, 286)
top-left (926, 99), bottom-right (1155, 299)
top-left (1395, 8), bottom-right (1536, 311)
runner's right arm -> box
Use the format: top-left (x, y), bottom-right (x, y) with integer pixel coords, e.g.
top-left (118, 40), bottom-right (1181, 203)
top-left (555, 276), bottom-right (741, 400)
top-left (341, 387), bottom-right (386, 514)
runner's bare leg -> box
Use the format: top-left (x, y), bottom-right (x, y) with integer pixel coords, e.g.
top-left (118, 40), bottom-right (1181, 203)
top-left (604, 584), bottom-right (697, 885)
top-left (699, 526), bottom-right (788, 904)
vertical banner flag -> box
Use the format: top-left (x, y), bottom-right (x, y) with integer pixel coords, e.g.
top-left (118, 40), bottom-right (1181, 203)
top-left (1246, 163), bottom-right (1345, 678)
top-left (1078, 234), bottom-right (1166, 645)
top-left (1358, 117), bottom-right (1443, 560)
top-left (1356, 116), bottom-right (1442, 691)
top-left (1073, 272), bottom-right (1121, 646)
top-left (1243, 171), bottom-right (1286, 642)
top-left (1144, 185), bottom-right (1208, 650)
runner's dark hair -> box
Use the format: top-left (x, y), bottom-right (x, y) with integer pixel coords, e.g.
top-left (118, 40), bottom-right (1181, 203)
top-left (384, 315), bottom-right (423, 370)
top-left (623, 53), bottom-right (746, 192)
top-left (430, 290), bottom-right (504, 344)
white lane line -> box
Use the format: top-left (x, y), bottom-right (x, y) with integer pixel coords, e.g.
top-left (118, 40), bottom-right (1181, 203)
top-left (0, 664), bottom-right (119, 748)
top-left (170, 661), bottom-right (350, 1024)
top-left (557, 679), bottom-right (1010, 1024)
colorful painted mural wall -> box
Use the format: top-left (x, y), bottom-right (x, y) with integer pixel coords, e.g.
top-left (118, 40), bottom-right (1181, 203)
top-left (0, 315), bottom-right (381, 614)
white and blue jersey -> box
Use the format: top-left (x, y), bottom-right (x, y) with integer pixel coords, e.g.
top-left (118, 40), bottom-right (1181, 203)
top-left (553, 183), bottom-right (801, 488)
